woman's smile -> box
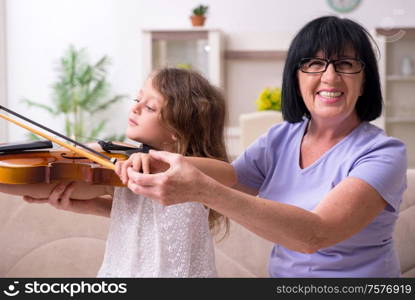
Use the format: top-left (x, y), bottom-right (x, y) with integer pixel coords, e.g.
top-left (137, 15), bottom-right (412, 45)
top-left (316, 88), bottom-right (345, 104)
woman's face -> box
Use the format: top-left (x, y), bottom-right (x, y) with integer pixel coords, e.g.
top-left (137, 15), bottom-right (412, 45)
top-left (297, 49), bottom-right (364, 124)
top-left (126, 77), bottom-right (175, 149)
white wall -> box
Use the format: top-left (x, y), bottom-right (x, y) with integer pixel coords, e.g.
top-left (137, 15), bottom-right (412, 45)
top-left (4, 0), bottom-right (415, 142)
top-left (0, 0), bottom-right (6, 141)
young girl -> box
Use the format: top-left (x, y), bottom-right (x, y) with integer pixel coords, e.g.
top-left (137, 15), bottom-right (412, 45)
top-left (0, 67), bottom-right (235, 277)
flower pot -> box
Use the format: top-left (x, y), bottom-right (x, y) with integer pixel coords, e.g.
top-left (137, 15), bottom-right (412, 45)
top-left (190, 15), bottom-right (206, 27)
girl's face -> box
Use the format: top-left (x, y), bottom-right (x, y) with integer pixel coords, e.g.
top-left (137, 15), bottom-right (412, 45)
top-left (126, 77), bottom-right (175, 150)
top-left (297, 49), bottom-right (364, 125)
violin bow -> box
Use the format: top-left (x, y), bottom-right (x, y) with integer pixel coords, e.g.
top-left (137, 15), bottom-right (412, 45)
top-left (0, 105), bottom-right (116, 170)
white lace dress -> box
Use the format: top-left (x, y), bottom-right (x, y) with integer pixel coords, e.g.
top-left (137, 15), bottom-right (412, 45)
top-left (97, 187), bottom-right (217, 277)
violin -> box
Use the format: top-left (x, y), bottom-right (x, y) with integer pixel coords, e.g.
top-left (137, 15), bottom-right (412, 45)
top-left (0, 106), bottom-right (151, 186)
top-left (0, 141), bottom-right (151, 186)
top-left (0, 146), bottom-right (127, 186)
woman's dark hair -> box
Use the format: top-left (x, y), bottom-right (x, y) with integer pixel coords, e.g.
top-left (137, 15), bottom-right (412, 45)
top-left (282, 16), bottom-right (382, 122)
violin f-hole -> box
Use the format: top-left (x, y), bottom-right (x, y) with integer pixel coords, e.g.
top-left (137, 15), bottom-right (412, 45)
top-left (60, 153), bottom-right (89, 160)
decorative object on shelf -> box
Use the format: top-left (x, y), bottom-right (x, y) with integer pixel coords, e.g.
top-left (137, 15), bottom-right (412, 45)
top-left (326, 0), bottom-right (361, 13)
top-left (22, 45), bottom-right (126, 142)
top-left (255, 87), bottom-right (282, 111)
top-left (190, 4), bottom-right (208, 27)
top-left (176, 63), bottom-right (192, 70)
top-left (400, 56), bottom-right (414, 76)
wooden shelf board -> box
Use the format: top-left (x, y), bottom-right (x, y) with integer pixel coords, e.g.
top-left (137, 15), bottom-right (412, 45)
top-left (386, 75), bottom-right (415, 81)
top-left (225, 50), bottom-right (287, 60)
top-left (386, 117), bottom-right (415, 123)
top-left (150, 31), bottom-right (208, 41)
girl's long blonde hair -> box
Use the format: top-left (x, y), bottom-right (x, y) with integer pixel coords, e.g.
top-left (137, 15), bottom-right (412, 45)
top-left (151, 68), bottom-right (229, 239)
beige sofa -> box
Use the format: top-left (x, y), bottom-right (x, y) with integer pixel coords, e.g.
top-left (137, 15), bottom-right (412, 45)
top-left (0, 169), bottom-right (414, 277)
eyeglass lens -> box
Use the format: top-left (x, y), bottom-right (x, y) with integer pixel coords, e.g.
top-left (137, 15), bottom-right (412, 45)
top-left (300, 58), bottom-right (363, 74)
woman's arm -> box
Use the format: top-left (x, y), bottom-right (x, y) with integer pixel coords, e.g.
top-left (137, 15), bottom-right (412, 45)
top-left (185, 156), bottom-right (237, 187)
top-left (202, 176), bottom-right (386, 253)
top-left (125, 150), bottom-right (387, 253)
top-left (116, 151), bottom-right (238, 188)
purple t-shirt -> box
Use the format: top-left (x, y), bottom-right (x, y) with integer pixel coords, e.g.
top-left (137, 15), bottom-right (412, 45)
top-left (232, 119), bottom-right (407, 277)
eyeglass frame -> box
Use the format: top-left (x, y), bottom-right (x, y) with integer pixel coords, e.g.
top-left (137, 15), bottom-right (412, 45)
top-left (298, 57), bottom-right (365, 74)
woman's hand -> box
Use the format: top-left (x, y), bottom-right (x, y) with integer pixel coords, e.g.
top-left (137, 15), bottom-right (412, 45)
top-left (125, 150), bottom-right (216, 206)
top-left (115, 152), bottom-right (169, 184)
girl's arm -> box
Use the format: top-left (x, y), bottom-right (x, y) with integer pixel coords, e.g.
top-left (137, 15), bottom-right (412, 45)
top-left (24, 193), bottom-right (113, 218)
top-left (1, 182), bottom-right (114, 218)
top-left (0, 181), bottom-right (112, 199)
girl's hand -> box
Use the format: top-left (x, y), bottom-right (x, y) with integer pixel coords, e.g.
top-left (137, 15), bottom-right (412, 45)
top-left (23, 181), bottom-right (77, 210)
top-left (22, 181), bottom-right (112, 217)
top-left (115, 153), bottom-right (169, 185)
top-left (115, 153), bottom-right (151, 185)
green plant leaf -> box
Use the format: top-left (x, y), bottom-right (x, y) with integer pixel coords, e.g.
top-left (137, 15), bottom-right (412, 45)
top-left (192, 4), bottom-right (208, 16)
top-left (51, 82), bottom-right (73, 113)
top-left (64, 116), bottom-right (73, 138)
top-left (90, 95), bottom-right (126, 113)
top-left (21, 98), bottom-right (56, 114)
top-left (79, 80), bottom-right (107, 110)
top-left (78, 65), bottom-right (93, 86)
top-left (93, 56), bottom-right (110, 76)
top-left (21, 99), bottom-right (56, 115)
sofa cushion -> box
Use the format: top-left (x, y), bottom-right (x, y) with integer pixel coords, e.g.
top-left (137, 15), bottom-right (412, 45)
top-left (394, 169), bottom-right (415, 277)
top-left (0, 194), bottom-right (109, 277)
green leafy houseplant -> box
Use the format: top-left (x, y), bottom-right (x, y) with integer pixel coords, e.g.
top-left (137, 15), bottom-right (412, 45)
top-left (22, 45), bottom-right (126, 143)
top-left (255, 87), bottom-right (282, 111)
top-left (192, 4), bottom-right (208, 16)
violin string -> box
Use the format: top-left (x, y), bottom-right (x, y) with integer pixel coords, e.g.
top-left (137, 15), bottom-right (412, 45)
top-left (0, 105), bottom-right (112, 162)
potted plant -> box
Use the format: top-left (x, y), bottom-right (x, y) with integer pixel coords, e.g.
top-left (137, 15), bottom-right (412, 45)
top-left (190, 4), bottom-right (208, 27)
top-left (22, 45), bottom-right (126, 142)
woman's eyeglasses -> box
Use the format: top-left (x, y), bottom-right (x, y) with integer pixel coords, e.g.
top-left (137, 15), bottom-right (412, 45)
top-left (298, 58), bottom-right (365, 74)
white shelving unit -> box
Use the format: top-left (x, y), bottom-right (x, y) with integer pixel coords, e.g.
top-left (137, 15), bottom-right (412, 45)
top-left (376, 28), bottom-right (415, 167)
top-left (141, 28), bottom-right (224, 88)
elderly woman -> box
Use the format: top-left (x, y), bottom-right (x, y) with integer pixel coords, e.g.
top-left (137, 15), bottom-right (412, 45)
top-left (109, 16), bottom-right (407, 277)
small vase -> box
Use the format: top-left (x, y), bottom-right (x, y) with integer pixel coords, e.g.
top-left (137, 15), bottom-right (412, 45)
top-left (400, 57), bottom-right (413, 76)
top-left (190, 15), bottom-right (206, 27)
